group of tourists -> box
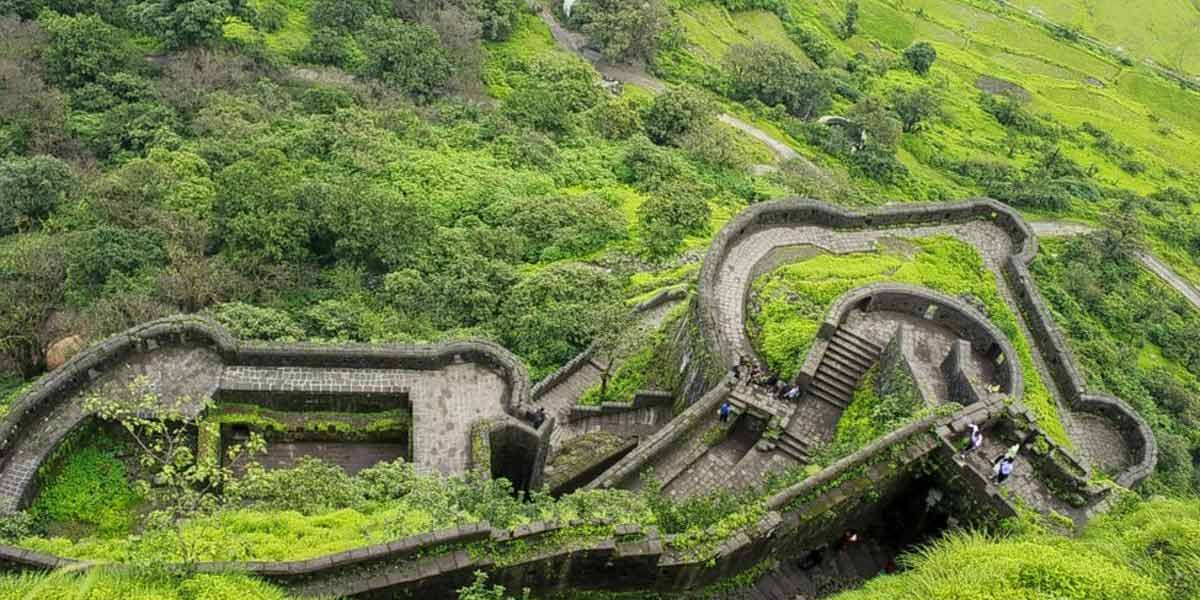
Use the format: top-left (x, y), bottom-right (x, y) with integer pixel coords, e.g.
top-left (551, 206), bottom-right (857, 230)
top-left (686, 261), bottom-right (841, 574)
top-left (959, 422), bottom-right (1021, 485)
top-left (730, 356), bottom-right (802, 402)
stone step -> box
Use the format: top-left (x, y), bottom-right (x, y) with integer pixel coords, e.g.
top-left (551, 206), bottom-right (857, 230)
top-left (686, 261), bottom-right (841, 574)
top-left (818, 357), bottom-right (865, 387)
top-left (777, 434), bottom-right (813, 463)
top-left (821, 347), bottom-right (874, 377)
top-left (809, 380), bottom-right (851, 408)
top-left (812, 370), bottom-right (855, 396)
top-left (834, 328), bottom-right (883, 355)
top-left (823, 343), bottom-right (875, 371)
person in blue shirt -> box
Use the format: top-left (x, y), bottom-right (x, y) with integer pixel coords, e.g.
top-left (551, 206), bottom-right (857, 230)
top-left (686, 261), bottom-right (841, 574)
top-left (719, 400), bottom-right (733, 423)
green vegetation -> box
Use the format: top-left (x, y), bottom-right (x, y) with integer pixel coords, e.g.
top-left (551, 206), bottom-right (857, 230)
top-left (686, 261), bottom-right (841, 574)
top-left (818, 358), bottom-right (937, 462)
top-left (1032, 234), bottom-right (1200, 496)
top-left (2, 0), bottom-right (1200, 595)
top-left (835, 497), bottom-right (1200, 600)
top-left (0, 569), bottom-right (291, 600)
top-left (747, 235), bottom-right (1065, 443)
top-left (29, 430), bottom-right (142, 538)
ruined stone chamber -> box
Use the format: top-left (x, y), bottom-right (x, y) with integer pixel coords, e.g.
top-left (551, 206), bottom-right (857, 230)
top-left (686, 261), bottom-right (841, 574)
top-left (0, 316), bottom-right (551, 514)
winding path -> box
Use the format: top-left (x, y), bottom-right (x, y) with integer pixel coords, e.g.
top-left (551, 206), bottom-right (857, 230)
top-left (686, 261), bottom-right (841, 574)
top-left (1030, 221), bottom-right (1200, 312)
top-left (536, 9), bottom-right (820, 170)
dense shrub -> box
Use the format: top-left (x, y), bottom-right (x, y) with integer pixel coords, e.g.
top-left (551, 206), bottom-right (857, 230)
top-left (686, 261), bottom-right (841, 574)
top-left (308, 0), bottom-right (390, 32)
top-left (206, 302), bottom-right (304, 341)
top-left (903, 41), bottom-right (937, 75)
top-left (0, 155), bottom-right (73, 234)
top-left (499, 263), bottom-right (623, 378)
top-left (644, 84), bottom-right (714, 145)
top-left (358, 18), bottom-right (452, 99)
top-left (636, 183), bottom-right (711, 258)
top-left (500, 195), bottom-right (626, 261)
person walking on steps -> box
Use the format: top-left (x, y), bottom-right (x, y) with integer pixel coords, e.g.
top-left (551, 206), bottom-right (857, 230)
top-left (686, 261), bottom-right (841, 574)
top-left (993, 456), bottom-right (1014, 484)
top-left (961, 423), bottom-right (983, 457)
top-left (718, 400), bottom-right (732, 423)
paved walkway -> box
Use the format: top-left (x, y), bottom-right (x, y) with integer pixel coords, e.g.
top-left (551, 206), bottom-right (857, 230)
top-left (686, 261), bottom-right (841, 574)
top-left (714, 218), bottom-right (1140, 493)
top-left (713, 221), bottom-right (1014, 365)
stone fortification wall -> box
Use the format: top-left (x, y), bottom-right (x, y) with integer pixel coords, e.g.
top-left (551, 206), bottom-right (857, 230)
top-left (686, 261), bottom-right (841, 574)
top-left (804, 283), bottom-right (1023, 402)
top-left (0, 316), bottom-right (542, 512)
top-left (695, 198), bottom-right (1154, 489)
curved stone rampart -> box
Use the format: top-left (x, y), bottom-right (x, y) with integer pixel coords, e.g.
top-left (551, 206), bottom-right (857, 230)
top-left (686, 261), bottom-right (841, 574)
top-left (695, 198), bottom-right (1154, 489)
top-left (799, 283), bottom-right (1023, 401)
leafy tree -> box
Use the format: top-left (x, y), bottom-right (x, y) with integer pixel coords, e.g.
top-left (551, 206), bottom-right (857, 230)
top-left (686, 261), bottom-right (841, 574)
top-left (619, 136), bottom-right (691, 190)
top-left (501, 195), bottom-right (626, 261)
top-left (88, 100), bottom-right (181, 160)
top-left (588, 96), bottom-right (642, 140)
top-left (722, 42), bottom-right (808, 111)
top-left (839, 0), bottom-right (857, 39)
top-left (890, 85), bottom-right (940, 132)
top-left (129, 0), bottom-right (233, 48)
top-left (1099, 199), bottom-right (1145, 260)
top-left (0, 155), bottom-right (74, 234)
top-left (358, 18), bottom-right (452, 99)
top-left (476, 0), bottom-right (519, 41)
top-left (591, 303), bottom-right (647, 403)
top-left (386, 225), bottom-right (520, 329)
top-left (84, 376), bottom-right (265, 568)
top-left (850, 143), bottom-right (906, 184)
top-left (847, 95), bottom-right (900, 148)
top-left (308, 0), bottom-right (390, 32)
top-left (300, 27), bottom-right (362, 69)
top-left (644, 85), bottom-right (714, 146)
top-left (498, 263), bottom-right (623, 378)
top-left (0, 18), bottom-right (68, 155)
top-left (499, 54), bottom-right (602, 133)
top-left (66, 226), bottom-right (167, 295)
top-left (0, 234), bottom-right (67, 377)
top-left (214, 148), bottom-right (315, 264)
top-left (903, 41), bottom-right (937, 75)
top-left (574, 0), bottom-right (673, 64)
top-left (636, 183), bottom-right (711, 258)
top-left (38, 10), bottom-right (135, 90)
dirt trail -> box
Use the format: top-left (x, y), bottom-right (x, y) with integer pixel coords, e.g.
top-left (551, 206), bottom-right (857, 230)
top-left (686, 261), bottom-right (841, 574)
top-left (537, 8), bottom-right (818, 169)
top-left (1031, 221), bottom-right (1200, 312)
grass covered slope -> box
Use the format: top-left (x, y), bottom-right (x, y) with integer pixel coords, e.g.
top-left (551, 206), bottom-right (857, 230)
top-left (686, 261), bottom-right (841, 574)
top-left (833, 497), bottom-right (1200, 600)
top-left (0, 570), bottom-right (292, 600)
top-left (746, 236), bottom-right (1065, 443)
top-left (1031, 235), bottom-right (1200, 496)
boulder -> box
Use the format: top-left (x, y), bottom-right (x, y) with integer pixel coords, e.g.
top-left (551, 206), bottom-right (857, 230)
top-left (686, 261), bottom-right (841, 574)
top-left (45, 335), bottom-right (85, 371)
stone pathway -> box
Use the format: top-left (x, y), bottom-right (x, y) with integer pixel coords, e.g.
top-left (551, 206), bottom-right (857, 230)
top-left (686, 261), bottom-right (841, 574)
top-left (714, 222), bottom-right (1013, 366)
top-left (662, 415), bottom-right (761, 499)
top-left (961, 435), bottom-right (1090, 529)
top-left (715, 217), bottom-right (1142, 491)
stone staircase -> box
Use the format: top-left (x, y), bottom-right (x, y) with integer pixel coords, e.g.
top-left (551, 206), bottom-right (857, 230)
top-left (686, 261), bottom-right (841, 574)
top-left (775, 432), bottom-right (815, 463)
top-left (550, 404), bottom-right (669, 449)
top-left (737, 538), bottom-right (893, 600)
top-left (807, 328), bottom-right (883, 410)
